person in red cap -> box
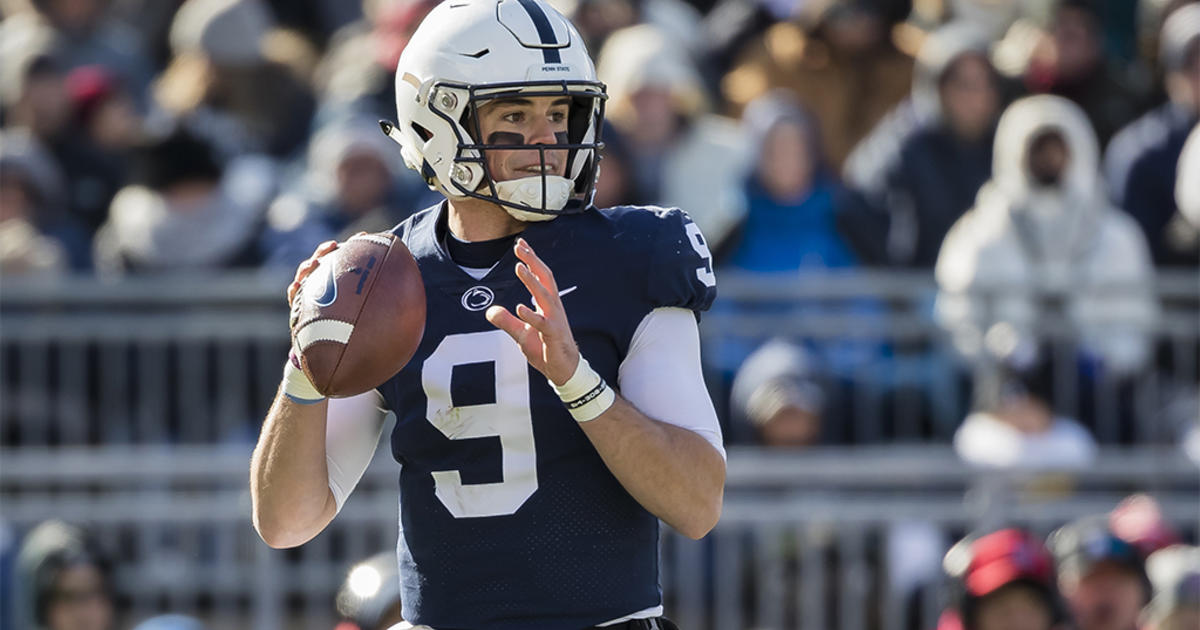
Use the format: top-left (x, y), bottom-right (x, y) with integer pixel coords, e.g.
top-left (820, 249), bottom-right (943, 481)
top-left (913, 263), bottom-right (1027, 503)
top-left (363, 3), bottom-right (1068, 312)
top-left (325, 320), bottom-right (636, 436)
top-left (942, 528), bottom-right (1068, 630)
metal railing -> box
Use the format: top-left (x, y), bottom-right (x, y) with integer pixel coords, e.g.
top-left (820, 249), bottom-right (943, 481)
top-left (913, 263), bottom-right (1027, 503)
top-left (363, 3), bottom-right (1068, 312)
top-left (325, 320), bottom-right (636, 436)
top-left (2, 271), bottom-right (1196, 448)
top-left (2, 444), bottom-right (1196, 630)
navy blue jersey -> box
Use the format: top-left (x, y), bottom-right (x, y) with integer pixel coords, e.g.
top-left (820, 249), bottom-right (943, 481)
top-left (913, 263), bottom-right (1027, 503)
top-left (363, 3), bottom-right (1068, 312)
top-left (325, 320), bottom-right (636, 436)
top-left (376, 202), bottom-right (716, 629)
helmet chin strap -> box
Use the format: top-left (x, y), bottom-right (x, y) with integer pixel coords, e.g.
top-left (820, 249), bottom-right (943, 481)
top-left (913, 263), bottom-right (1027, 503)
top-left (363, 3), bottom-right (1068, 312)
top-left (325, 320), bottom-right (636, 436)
top-left (493, 175), bottom-right (573, 222)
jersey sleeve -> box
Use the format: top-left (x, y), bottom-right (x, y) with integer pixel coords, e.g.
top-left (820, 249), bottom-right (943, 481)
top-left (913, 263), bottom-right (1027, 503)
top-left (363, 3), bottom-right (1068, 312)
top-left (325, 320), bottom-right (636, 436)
top-left (644, 208), bottom-right (718, 312)
top-left (325, 389), bottom-right (390, 512)
top-left (619, 307), bottom-right (725, 459)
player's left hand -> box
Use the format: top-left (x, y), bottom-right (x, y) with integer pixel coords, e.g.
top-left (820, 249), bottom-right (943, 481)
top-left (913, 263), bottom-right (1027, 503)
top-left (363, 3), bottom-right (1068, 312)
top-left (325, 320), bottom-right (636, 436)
top-left (486, 238), bottom-right (580, 386)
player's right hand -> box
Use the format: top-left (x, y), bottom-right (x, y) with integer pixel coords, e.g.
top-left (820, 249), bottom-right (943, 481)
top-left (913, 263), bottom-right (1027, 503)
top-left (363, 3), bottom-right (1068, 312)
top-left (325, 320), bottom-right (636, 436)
top-left (288, 240), bottom-right (340, 307)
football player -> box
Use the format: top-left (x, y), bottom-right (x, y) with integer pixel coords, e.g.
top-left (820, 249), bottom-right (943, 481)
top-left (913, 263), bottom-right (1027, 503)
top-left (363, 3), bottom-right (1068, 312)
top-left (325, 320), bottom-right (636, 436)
top-left (250, 1), bottom-right (726, 628)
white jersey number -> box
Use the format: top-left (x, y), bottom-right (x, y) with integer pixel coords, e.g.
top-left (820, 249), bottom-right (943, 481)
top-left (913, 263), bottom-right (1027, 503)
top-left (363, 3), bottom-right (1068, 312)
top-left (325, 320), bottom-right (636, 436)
top-left (421, 330), bottom-right (538, 518)
top-left (685, 222), bottom-right (716, 287)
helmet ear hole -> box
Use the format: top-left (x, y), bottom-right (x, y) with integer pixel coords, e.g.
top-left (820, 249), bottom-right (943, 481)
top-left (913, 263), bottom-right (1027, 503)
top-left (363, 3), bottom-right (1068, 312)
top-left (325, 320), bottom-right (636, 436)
top-left (411, 123), bottom-right (433, 142)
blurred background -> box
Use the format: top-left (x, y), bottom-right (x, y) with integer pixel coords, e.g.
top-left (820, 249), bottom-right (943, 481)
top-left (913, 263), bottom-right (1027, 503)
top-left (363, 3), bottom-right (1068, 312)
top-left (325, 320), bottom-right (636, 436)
top-left (0, 0), bottom-right (1198, 628)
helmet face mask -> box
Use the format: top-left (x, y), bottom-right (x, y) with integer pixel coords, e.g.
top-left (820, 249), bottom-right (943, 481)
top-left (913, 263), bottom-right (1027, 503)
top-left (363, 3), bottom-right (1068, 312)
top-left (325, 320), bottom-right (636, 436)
top-left (383, 0), bottom-right (608, 221)
top-left (444, 79), bottom-right (607, 219)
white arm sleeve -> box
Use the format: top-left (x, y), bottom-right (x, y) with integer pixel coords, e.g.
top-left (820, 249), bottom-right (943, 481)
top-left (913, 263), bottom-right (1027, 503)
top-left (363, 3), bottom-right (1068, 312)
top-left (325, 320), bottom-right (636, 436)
top-left (618, 307), bottom-right (726, 460)
top-left (326, 389), bottom-right (390, 512)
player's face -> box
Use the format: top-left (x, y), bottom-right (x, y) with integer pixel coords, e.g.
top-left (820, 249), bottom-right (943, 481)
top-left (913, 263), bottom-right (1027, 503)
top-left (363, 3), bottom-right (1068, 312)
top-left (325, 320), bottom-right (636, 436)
top-left (476, 95), bottom-right (571, 184)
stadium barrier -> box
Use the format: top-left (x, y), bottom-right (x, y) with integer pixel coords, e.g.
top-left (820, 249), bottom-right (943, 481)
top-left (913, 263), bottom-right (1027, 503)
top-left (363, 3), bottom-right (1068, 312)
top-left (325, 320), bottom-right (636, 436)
top-left (2, 271), bottom-right (1196, 447)
top-left (1, 445), bottom-right (1196, 630)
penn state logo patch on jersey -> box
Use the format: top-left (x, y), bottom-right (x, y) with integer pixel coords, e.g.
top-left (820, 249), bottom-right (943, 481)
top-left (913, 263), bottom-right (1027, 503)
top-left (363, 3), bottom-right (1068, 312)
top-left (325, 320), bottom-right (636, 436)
top-left (461, 286), bottom-right (495, 311)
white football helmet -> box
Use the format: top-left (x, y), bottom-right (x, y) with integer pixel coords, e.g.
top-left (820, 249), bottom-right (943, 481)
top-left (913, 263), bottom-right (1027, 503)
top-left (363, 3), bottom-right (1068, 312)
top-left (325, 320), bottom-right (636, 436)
top-left (380, 0), bottom-right (606, 221)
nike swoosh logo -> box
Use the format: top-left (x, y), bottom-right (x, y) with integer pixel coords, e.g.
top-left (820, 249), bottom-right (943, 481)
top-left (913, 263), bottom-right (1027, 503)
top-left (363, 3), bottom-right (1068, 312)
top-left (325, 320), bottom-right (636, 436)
top-left (558, 285), bottom-right (577, 297)
top-left (314, 267), bottom-right (338, 307)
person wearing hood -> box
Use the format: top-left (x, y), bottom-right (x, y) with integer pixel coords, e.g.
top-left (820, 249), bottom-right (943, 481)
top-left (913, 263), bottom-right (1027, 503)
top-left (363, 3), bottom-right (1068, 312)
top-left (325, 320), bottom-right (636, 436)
top-left (1104, 3), bottom-right (1200, 268)
top-left (12, 520), bottom-right (115, 630)
top-left (840, 22), bottom-right (1002, 267)
top-left (598, 23), bottom-right (751, 253)
top-left (92, 127), bottom-right (270, 273)
top-left (259, 117), bottom-right (430, 270)
top-left (725, 91), bottom-right (857, 272)
top-left (935, 95), bottom-right (1159, 383)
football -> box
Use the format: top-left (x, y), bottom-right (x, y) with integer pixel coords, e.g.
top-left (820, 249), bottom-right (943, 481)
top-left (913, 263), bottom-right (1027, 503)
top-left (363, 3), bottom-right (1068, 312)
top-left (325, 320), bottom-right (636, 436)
top-left (291, 232), bottom-right (426, 397)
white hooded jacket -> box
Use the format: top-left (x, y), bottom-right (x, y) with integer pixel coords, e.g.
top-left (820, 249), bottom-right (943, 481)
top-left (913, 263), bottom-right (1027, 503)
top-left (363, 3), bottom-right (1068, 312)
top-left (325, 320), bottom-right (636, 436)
top-left (935, 95), bottom-right (1158, 376)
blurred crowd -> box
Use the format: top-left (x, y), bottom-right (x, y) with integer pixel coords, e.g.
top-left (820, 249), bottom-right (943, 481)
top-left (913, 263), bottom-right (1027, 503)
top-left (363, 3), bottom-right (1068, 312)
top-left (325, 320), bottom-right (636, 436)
top-left (2, 0), bottom-right (1197, 271)
top-left (3, 0), bottom-right (1197, 404)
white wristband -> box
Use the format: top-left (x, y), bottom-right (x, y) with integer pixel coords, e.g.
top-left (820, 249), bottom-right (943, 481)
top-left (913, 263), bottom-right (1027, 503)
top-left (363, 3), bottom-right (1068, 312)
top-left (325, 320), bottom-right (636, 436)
top-left (283, 355), bottom-right (326, 404)
top-left (551, 356), bottom-right (615, 423)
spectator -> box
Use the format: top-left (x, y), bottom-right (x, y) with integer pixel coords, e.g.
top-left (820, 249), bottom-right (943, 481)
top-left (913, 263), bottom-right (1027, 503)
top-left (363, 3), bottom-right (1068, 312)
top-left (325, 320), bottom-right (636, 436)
top-left (724, 91), bottom-right (856, 272)
top-left (566, 0), bottom-right (706, 59)
top-left (0, 128), bottom-right (84, 273)
top-left (1141, 545), bottom-right (1200, 630)
top-left (954, 338), bottom-right (1097, 469)
top-left (57, 65), bottom-right (144, 236)
top-left (598, 24), bottom-right (750, 252)
top-left (709, 92), bottom-right (888, 419)
top-left (312, 0), bottom-right (439, 125)
top-left (1104, 3), bottom-right (1200, 267)
top-left (4, 0), bottom-right (154, 99)
top-left (941, 528), bottom-right (1065, 630)
top-left (335, 552), bottom-right (404, 630)
top-left (12, 520), bottom-right (115, 630)
top-left (721, 0), bottom-right (915, 169)
top-left (93, 128), bottom-right (269, 273)
top-left (260, 117), bottom-right (425, 269)
top-left (841, 22), bottom-right (1001, 267)
top-left (156, 0), bottom-right (316, 160)
top-left (591, 122), bottom-right (640, 210)
top-left (729, 338), bottom-right (826, 447)
top-left (935, 95), bottom-right (1159, 379)
top-left (1048, 516), bottom-right (1151, 630)
top-left (1024, 0), bottom-right (1145, 147)
top-left (0, 21), bottom-right (72, 143)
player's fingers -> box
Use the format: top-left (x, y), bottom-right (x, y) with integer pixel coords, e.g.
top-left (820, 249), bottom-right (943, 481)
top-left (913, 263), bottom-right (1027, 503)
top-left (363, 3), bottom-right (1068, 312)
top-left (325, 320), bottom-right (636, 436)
top-left (485, 305), bottom-right (527, 343)
top-left (515, 303), bottom-right (550, 332)
top-left (515, 262), bottom-right (560, 315)
top-left (514, 239), bottom-right (559, 294)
